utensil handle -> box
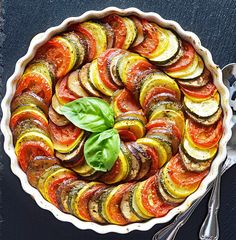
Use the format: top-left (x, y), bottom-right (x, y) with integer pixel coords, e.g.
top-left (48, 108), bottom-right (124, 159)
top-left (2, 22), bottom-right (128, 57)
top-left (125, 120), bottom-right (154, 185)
top-left (199, 164), bottom-right (222, 240)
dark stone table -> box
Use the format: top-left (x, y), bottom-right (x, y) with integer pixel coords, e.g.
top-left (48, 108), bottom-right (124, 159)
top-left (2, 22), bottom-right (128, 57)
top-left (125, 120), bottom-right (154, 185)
top-left (1, 0), bottom-right (236, 239)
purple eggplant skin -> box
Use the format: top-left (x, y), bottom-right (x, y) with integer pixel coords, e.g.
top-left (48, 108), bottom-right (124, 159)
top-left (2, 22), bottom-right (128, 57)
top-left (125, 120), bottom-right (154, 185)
top-left (55, 136), bottom-right (87, 168)
top-left (128, 142), bottom-right (151, 180)
top-left (11, 91), bottom-right (49, 114)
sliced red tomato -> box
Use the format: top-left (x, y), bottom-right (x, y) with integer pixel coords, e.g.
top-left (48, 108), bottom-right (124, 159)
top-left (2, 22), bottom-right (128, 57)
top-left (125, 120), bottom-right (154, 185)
top-left (145, 146), bottom-right (159, 176)
top-left (48, 120), bottom-right (82, 145)
top-left (142, 176), bottom-right (173, 217)
top-left (56, 75), bottom-right (77, 104)
top-left (168, 154), bottom-right (209, 187)
top-left (116, 89), bottom-right (140, 112)
top-left (97, 48), bottom-right (122, 91)
top-left (76, 184), bottom-right (105, 221)
top-left (118, 129), bottom-right (138, 141)
top-left (48, 174), bottom-right (77, 207)
top-left (165, 41), bottom-right (195, 72)
top-left (143, 86), bottom-right (178, 109)
top-left (131, 19), bottom-right (159, 56)
top-left (36, 38), bottom-right (72, 78)
top-left (17, 141), bottom-right (54, 171)
top-left (10, 109), bottom-right (48, 130)
top-left (146, 118), bottom-right (182, 141)
top-left (106, 183), bottom-right (133, 225)
top-left (99, 158), bottom-right (122, 184)
top-left (15, 73), bottom-right (52, 105)
top-left (181, 81), bottom-right (217, 99)
top-left (72, 25), bottom-right (96, 62)
top-left (126, 60), bottom-right (155, 91)
top-left (187, 118), bottom-right (223, 148)
top-left (103, 15), bottom-right (127, 48)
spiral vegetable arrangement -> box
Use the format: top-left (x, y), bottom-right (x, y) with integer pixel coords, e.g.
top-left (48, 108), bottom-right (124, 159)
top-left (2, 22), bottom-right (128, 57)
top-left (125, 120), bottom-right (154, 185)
top-left (10, 14), bottom-right (223, 225)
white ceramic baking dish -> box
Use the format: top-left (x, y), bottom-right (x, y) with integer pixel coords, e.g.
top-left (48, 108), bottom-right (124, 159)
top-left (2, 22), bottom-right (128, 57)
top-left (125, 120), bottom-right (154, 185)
top-left (1, 7), bottom-right (232, 234)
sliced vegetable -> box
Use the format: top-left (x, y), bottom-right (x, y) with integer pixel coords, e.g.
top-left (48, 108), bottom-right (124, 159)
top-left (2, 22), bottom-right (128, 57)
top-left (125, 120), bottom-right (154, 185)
top-left (112, 89), bottom-right (141, 116)
top-left (10, 105), bottom-right (48, 130)
top-left (49, 120), bottom-right (82, 146)
top-left (11, 91), bottom-right (49, 115)
top-left (73, 182), bottom-right (105, 221)
top-left (130, 16), bottom-right (145, 47)
top-left (55, 75), bottom-right (77, 105)
top-left (48, 105), bottom-right (69, 126)
top-left (181, 81), bottom-right (217, 101)
top-left (102, 183), bottom-right (133, 225)
top-left (139, 71), bottom-right (181, 108)
top-left (102, 15), bottom-right (127, 49)
top-left (185, 106), bottom-right (222, 126)
top-left (99, 151), bottom-right (130, 184)
top-left (186, 118), bottom-right (223, 149)
top-left (51, 94), bottom-right (64, 115)
top-left (35, 36), bottom-right (77, 78)
top-left (67, 70), bottom-right (89, 98)
top-left (89, 59), bottom-right (114, 96)
top-left (78, 22), bottom-right (107, 58)
top-left (140, 176), bottom-right (173, 217)
top-left (15, 131), bottom-right (54, 171)
top-left (179, 146), bottom-right (212, 172)
top-left (137, 138), bottom-right (168, 167)
top-left (97, 48), bottom-right (123, 91)
top-left (79, 63), bottom-right (103, 97)
top-left (182, 137), bottom-right (218, 162)
top-left (26, 156), bottom-right (59, 188)
top-left (164, 41), bottom-right (195, 72)
top-left (15, 69), bottom-right (52, 105)
top-left (177, 67), bottom-right (211, 88)
top-left (131, 19), bottom-right (159, 57)
top-left (55, 135), bottom-right (86, 168)
top-left (149, 26), bottom-right (180, 65)
top-left (183, 92), bottom-right (220, 118)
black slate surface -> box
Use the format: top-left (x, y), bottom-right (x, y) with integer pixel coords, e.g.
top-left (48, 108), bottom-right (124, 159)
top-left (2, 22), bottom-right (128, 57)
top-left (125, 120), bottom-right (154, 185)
top-left (1, 0), bottom-right (236, 239)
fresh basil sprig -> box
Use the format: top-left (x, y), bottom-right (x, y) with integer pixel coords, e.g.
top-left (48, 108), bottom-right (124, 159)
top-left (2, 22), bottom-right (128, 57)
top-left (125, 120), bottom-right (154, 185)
top-left (84, 128), bottom-right (120, 172)
top-left (61, 97), bottom-right (120, 172)
top-left (61, 97), bottom-right (114, 132)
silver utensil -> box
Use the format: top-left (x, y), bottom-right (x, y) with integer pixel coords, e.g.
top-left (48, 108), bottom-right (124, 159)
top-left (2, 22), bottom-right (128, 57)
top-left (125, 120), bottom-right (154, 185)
top-left (152, 63), bottom-right (236, 240)
top-left (199, 63), bottom-right (236, 240)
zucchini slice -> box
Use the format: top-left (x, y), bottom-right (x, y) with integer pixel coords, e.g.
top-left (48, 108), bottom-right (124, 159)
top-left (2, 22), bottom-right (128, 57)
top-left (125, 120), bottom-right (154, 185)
top-left (63, 32), bottom-right (86, 68)
top-left (89, 59), bottom-right (114, 96)
top-left (120, 186), bottom-right (144, 222)
top-left (162, 163), bottom-right (198, 199)
top-left (117, 53), bottom-right (145, 85)
top-left (79, 21), bottom-right (107, 58)
top-left (88, 187), bottom-right (108, 224)
top-left (182, 137), bottom-right (217, 162)
top-left (185, 107), bottom-right (222, 126)
top-left (184, 92), bottom-right (220, 118)
top-left (149, 26), bottom-right (180, 65)
top-left (157, 170), bottom-right (185, 204)
top-left (122, 17), bottom-right (137, 49)
top-left (177, 67), bottom-right (211, 87)
top-left (51, 94), bottom-right (64, 115)
top-left (123, 142), bottom-right (141, 181)
top-left (179, 146), bottom-right (212, 172)
top-left (137, 137), bottom-right (168, 167)
top-left (79, 63), bottom-right (103, 97)
top-left (72, 160), bottom-right (96, 177)
top-left (139, 71), bottom-right (181, 108)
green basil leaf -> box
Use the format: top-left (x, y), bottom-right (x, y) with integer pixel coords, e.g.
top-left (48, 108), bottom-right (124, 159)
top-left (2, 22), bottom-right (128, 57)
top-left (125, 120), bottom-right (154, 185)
top-left (84, 128), bottom-right (120, 172)
top-left (61, 97), bottom-right (114, 132)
